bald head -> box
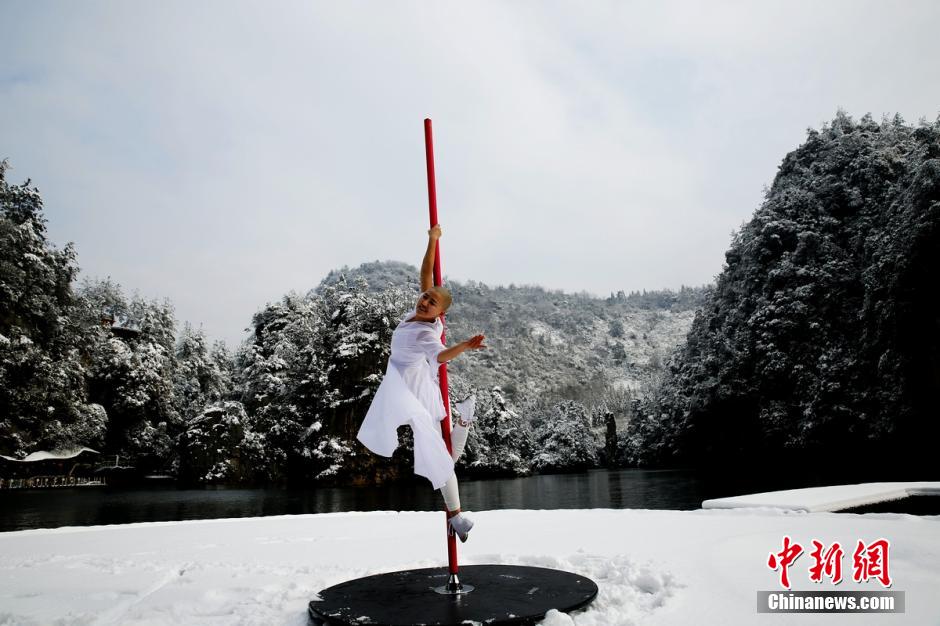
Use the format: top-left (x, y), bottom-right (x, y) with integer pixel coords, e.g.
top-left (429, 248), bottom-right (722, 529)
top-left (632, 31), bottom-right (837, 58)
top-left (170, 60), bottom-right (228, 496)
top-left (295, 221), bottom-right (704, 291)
top-left (429, 286), bottom-right (452, 312)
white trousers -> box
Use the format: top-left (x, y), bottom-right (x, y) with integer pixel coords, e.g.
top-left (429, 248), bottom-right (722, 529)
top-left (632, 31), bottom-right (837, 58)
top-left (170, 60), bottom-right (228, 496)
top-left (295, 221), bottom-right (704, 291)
top-left (439, 421), bottom-right (470, 512)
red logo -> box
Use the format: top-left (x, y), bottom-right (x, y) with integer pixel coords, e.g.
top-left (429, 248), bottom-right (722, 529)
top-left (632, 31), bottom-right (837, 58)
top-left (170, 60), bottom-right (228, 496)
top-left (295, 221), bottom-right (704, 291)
top-left (852, 538), bottom-right (892, 587)
top-left (767, 535), bottom-right (803, 589)
top-left (808, 540), bottom-right (844, 584)
top-left (768, 537), bottom-right (891, 588)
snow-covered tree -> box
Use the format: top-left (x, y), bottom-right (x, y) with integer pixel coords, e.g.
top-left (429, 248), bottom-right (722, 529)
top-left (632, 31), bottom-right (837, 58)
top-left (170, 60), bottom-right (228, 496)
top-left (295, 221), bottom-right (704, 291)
top-left (171, 324), bottom-right (243, 481)
top-left (0, 161), bottom-right (102, 456)
top-left (458, 386), bottom-right (532, 476)
top-left (84, 291), bottom-right (179, 472)
top-left (178, 401), bottom-right (253, 483)
top-left (236, 292), bottom-right (321, 481)
top-left (174, 323), bottom-right (229, 421)
top-left (531, 399), bottom-right (599, 472)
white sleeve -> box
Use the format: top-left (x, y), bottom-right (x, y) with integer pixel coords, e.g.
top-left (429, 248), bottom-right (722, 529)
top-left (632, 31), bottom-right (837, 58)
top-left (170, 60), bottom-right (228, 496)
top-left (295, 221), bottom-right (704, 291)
top-left (416, 328), bottom-right (446, 364)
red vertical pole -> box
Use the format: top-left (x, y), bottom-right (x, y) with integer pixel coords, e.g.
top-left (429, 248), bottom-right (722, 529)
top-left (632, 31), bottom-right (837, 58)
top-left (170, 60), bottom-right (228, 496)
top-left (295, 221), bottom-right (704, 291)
top-left (423, 118), bottom-right (459, 577)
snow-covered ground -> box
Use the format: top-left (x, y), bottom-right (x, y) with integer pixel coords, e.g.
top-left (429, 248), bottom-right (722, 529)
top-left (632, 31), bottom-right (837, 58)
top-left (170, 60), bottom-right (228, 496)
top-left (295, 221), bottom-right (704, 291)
top-left (0, 508), bottom-right (937, 625)
top-left (703, 482), bottom-right (940, 512)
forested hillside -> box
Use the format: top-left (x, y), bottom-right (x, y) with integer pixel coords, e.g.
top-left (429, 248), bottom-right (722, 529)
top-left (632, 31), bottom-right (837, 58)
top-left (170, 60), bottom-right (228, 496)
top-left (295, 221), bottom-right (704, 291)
top-left (319, 261), bottom-right (703, 404)
top-left (625, 113), bottom-right (940, 473)
top-left (232, 267), bottom-right (704, 484)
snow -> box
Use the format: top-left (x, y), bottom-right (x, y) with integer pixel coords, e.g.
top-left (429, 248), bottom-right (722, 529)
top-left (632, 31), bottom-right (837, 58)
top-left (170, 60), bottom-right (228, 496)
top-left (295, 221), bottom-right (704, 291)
top-left (528, 321), bottom-right (567, 347)
top-left (0, 447), bottom-right (100, 463)
top-left (702, 482), bottom-right (940, 513)
top-left (0, 508), bottom-right (937, 625)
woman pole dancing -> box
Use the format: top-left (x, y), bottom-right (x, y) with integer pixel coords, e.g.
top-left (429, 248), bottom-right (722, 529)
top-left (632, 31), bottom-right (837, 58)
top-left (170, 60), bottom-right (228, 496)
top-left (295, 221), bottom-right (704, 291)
top-left (356, 223), bottom-right (486, 542)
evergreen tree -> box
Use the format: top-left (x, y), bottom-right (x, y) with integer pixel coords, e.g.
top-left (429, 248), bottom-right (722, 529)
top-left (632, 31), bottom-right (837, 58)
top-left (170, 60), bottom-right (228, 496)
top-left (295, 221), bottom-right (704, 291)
top-left (0, 161), bottom-right (102, 456)
top-left (235, 292), bottom-right (322, 482)
top-left (178, 401), bottom-right (253, 483)
top-left (174, 323), bottom-right (227, 421)
top-left (84, 292), bottom-right (179, 473)
top-left (458, 386), bottom-right (533, 476)
top-left (531, 399), bottom-right (598, 472)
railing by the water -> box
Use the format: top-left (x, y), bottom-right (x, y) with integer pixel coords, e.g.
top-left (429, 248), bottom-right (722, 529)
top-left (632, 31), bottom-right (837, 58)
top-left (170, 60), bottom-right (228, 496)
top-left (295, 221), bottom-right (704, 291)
top-left (0, 475), bottom-right (106, 489)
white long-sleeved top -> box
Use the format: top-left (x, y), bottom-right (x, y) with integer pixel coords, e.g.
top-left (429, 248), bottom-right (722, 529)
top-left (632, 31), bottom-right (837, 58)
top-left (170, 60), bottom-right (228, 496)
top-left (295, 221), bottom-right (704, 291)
top-left (356, 305), bottom-right (455, 489)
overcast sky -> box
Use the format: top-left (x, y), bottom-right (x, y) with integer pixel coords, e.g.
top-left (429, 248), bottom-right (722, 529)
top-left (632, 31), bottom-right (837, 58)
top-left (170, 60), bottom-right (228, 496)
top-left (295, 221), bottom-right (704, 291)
top-left (2, 1), bottom-right (938, 347)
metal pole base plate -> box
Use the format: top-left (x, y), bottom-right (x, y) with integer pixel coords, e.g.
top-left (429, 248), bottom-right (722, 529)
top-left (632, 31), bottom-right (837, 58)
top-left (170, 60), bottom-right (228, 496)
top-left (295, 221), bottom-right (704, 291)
top-left (432, 573), bottom-right (474, 595)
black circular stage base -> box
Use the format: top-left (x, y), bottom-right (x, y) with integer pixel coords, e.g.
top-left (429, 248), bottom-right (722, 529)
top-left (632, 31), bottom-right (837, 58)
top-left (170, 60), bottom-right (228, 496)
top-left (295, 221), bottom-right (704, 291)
top-left (308, 564), bottom-right (598, 625)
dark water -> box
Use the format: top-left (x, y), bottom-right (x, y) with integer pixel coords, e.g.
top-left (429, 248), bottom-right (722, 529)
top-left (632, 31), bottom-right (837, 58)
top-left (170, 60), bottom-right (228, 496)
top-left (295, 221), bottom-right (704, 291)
top-left (0, 468), bottom-right (933, 533)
